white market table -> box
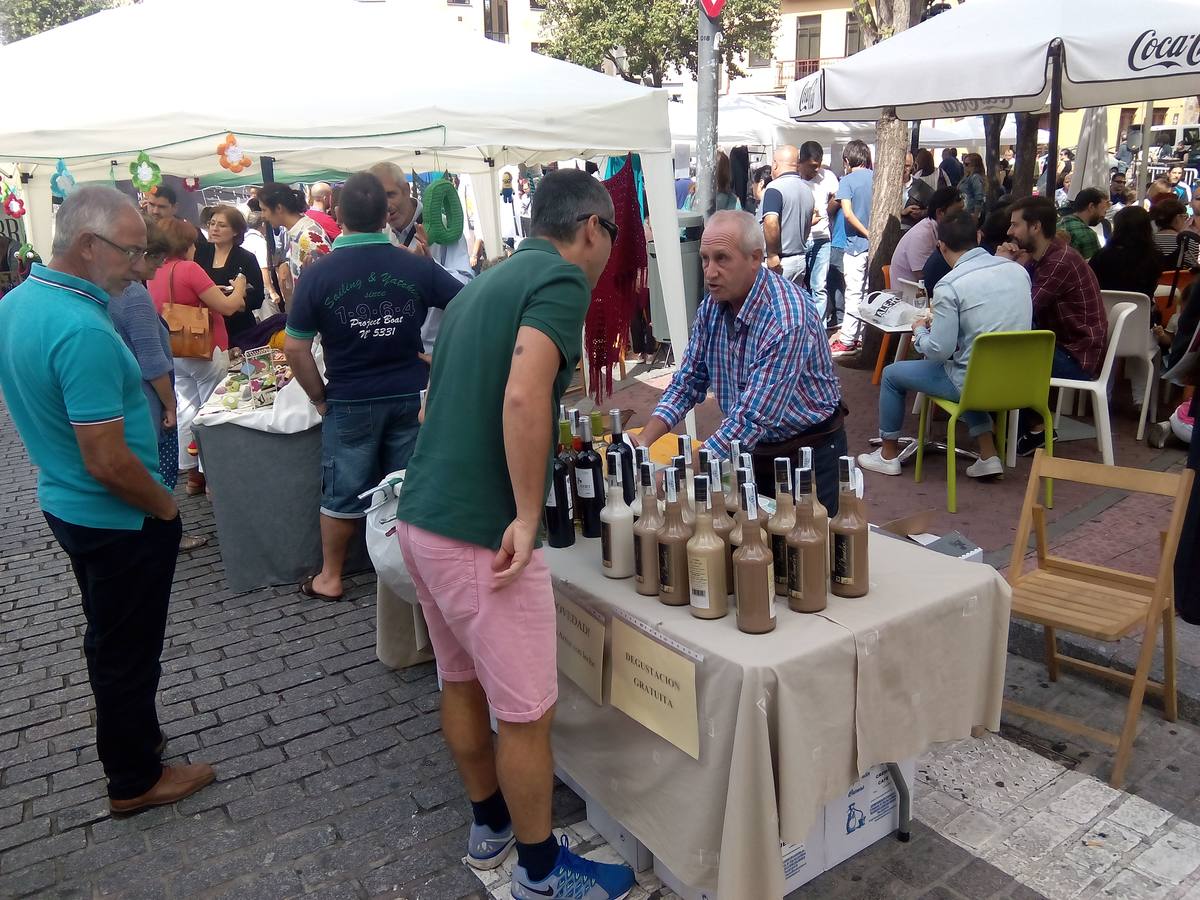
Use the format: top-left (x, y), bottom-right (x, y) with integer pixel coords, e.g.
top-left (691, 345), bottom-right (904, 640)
top-left (545, 532), bottom-right (1011, 898)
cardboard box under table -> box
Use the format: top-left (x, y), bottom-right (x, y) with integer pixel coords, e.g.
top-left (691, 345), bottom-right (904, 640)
top-left (545, 534), bottom-right (1010, 898)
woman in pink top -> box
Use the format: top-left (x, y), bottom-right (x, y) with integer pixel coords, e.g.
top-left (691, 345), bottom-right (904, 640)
top-left (148, 218), bottom-right (247, 495)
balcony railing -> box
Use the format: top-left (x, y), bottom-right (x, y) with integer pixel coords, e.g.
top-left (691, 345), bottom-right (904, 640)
top-left (775, 57), bottom-right (843, 90)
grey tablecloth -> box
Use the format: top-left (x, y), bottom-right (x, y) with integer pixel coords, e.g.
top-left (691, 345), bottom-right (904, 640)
top-left (546, 533), bottom-right (1010, 898)
top-left (193, 422), bottom-right (368, 593)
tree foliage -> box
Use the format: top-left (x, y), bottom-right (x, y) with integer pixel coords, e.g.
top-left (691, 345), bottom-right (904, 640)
top-left (539, 0), bottom-right (780, 88)
top-left (0, 0), bottom-right (125, 44)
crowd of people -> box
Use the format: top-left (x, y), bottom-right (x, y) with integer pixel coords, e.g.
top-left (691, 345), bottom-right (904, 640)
top-left (0, 121), bottom-right (1197, 900)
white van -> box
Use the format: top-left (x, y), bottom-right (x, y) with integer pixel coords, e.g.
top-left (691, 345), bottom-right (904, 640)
top-left (1126, 123), bottom-right (1200, 161)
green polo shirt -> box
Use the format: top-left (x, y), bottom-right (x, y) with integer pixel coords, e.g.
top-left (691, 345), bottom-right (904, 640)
top-left (397, 239), bottom-right (591, 550)
top-left (0, 264), bottom-right (163, 530)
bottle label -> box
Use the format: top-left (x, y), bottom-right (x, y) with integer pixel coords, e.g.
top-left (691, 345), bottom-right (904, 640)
top-left (688, 556), bottom-right (710, 609)
top-left (766, 562), bottom-right (775, 597)
top-left (788, 546), bottom-right (802, 595)
top-left (771, 534), bottom-right (788, 585)
top-left (601, 522), bottom-right (612, 567)
top-left (833, 533), bottom-right (854, 584)
top-left (546, 482), bottom-right (557, 508)
top-left (635, 536), bottom-right (644, 582)
top-left (658, 543), bottom-right (674, 591)
top-left (575, 469), bottom-right (595, 499)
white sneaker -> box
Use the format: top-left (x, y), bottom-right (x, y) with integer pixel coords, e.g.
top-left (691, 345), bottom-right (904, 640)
top-left (965, 456), bottom-right (1004, 478)
top-left (857, 449), bottom-right (901, 476)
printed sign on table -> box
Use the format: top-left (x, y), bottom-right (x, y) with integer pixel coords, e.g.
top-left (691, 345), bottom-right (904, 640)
top-left (609, 615), bottom-right (700, 759)
top-left (555, 595), bottom-right (606, 705)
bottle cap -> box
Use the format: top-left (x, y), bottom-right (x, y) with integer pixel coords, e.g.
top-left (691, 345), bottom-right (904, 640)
top-left (736, 466), bottom-right (751, 488)
top-left (640, 461), bottom-right (654, 488)
top-left (665, 467), bottom-right (679, 502)
top-left (589, 411), bottom-right (604, 438)
top-left (559, 403), bottom-right (567, 422)
top-left (580, 416), bottom-right (593, 443)
top-left (774, 457), bottom-right (791, 491)
top-left (740, 452), bottom-right (753, 471)
top-left (678, 434), bottom-right (690, 457)
top-left (800, 446), bottom-right (813, 470)
top-left (839, 455), bottom-right (854, 484)
top-left (673, 454), bottom-right (686, 475)
top-left (697, 447), bottom-right (711, 471)
top-left (636, 445), bottom-right (650, 465)
top-left (742, 482), bottom-right (759, 519)
top-left (610, 409), bottom-right (622, 435)
top-left (694, 474), bottom-right (709, 507)
top-left (730, 439), bottom-right (741, 463)
top-left (796, 466), bottom-right (813, 495)
top-left (607, 448), bottom-right (622, 486)
top-left (708, 458), bottom-right (723, 489)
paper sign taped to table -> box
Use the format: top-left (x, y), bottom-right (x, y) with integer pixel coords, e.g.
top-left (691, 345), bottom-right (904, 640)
top-left (609, 616), bottom-right (700, 760)
top-left (555, 595), bottom-right (606, 706)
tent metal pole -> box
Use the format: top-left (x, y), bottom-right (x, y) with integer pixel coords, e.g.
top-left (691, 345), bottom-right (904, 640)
top-left (1044, 40), bottom-right (1063, 202)
top-left (261, 156), bottom-right (276, 183)
top-left (910, 121), bottom-right (921, 155)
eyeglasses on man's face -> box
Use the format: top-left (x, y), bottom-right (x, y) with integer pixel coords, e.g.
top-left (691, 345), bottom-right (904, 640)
top-left (90, 233), bottom-right (148, 262)
top-left (577, 213), bottom-right (618, 244)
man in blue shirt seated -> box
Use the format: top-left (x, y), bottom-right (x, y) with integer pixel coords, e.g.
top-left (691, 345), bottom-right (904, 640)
top-left (285, 172), bottom-right (464, 602)
top-left (634, 210), bottom-right (848, 513)
top-left (0, 186), bottom-right (215, 814)
top-left (858, 211), bottom-right (1033, 480)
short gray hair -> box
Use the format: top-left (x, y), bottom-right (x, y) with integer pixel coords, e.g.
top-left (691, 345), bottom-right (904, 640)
top-left (52, 185), bottom-right (138, 256)
top-left (529, 169), bottom-right (615, 242)
top-left (708, 209), bottom-right (766, 255)
top-left (368, 161), bottom-right (408, 193)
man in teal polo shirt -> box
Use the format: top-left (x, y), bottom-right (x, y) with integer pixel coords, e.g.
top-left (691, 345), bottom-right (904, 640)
top-left (0, 186), bottom-right (214, 814)
top-left (396, 170), bottom-right (635, 900)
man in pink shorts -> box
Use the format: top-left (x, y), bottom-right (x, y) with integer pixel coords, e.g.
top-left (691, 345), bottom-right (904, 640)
top-left (396, 169), bottom-right (635, 900)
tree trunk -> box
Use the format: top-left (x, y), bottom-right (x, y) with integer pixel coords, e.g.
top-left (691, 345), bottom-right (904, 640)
top-left (867, 108), bottom-right (908, 292)
top-left (983, 113), bottom-right (1006, 206)
top-left (1012, 112), bottom-right (1040, 200)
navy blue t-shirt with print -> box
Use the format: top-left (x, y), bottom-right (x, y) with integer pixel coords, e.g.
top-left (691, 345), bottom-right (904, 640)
top-left (285, 233), bottom-right (463, 402)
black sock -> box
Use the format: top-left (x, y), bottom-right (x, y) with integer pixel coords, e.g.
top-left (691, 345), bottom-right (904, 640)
top-left (516, 835), bottom-right (560, 882)
top-left (470, 789), bottom-right (511, 832)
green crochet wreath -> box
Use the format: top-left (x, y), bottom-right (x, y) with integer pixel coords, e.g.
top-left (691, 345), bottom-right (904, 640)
top-left (423, 177), bottom-right (464, 245)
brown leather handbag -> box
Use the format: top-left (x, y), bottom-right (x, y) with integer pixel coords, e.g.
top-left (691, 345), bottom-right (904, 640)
top-left (162, 262), bottom-right (214, 360)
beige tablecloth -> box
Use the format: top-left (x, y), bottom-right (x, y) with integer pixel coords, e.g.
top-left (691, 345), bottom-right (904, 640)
top-left (547, 531), bottom-right (1010, 899)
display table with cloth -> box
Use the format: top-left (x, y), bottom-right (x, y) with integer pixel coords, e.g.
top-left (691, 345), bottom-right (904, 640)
top-left (545, 532), bottom-right (1010, 898)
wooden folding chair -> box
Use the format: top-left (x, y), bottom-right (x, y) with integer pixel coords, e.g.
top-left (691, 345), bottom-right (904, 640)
top-left (1003, 451), bottom-right (1194, 788)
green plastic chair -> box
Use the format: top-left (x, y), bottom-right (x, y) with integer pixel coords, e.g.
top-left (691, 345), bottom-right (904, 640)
top-left (915, 330), bottom-right (1056, 513)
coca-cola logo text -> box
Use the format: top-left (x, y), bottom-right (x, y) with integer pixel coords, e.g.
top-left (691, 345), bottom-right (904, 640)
top-left (1128, 29), bottom-right (1200, 72)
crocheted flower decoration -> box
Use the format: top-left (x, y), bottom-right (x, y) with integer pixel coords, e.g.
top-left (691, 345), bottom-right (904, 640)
top-left (217, 133), bottom-right (252, 173)
top-left (16, 243), bottom-right (39, 263)
top-left (183, 176), bottom-right (201, 192)
top-left (3, 192), bottom-right (26, 218)
top-left (50, 159), bottom-right (77, 199)
top-left (130, 152), bottom-right (162, 192)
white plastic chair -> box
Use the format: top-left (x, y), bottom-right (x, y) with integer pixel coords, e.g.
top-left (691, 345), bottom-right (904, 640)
top-left (1049, 302), bottom-right (1137, 466)
top-left (896, 277), bottom-right (924, 303)
top-left (1098, 290), bottom-right (1157, 441)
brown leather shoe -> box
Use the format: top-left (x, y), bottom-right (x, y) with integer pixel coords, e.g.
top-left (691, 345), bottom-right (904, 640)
top-left (109, 763), bottom-right (215, 815)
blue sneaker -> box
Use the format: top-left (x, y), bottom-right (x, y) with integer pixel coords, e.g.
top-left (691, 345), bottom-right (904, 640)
top-left (510, 835), bottom-right (635, 900)
top-left (466, 821), bottom-right (516, 870)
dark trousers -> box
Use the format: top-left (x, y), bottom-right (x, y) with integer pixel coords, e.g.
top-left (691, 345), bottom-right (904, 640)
top-left (44, 512), bottom-right (182, 800)
top-left (751, 424), bottom-right (848, 517)
top-left (1020, 346), bottom-right (1092, 432)
top-left (1175, 394), bottom-right (1200, 625)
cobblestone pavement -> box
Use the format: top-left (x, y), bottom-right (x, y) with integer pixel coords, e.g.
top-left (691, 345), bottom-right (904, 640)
top-left (2, 382), bottom-right (1199, 900)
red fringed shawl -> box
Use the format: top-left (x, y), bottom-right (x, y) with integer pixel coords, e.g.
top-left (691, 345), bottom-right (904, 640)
top-left (585, 155), bottom-right (648, 404)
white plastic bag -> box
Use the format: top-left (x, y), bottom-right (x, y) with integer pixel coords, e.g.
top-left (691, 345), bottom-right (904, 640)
top-left (362, 470), bottom-right (415, 603)
top-left (859, 291), bottom-right (923, 330)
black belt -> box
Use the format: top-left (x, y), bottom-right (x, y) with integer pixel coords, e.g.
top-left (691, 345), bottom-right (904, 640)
top-left (781, 251), bottom-right (805, 258)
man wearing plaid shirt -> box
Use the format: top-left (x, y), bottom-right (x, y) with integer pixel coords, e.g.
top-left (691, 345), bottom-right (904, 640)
top-left (635, 210), bottom-right (847, 513)
top-left (1057, 188), bottom-right (1108, 261)
top-left (998, 196), bottom-right (1108, 456)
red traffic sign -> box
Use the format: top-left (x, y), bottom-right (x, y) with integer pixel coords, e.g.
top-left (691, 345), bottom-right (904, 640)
top-left (700, 0), bottom-right (725, 18)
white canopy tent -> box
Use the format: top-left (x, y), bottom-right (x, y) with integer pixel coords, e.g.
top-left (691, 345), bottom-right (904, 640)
top-left (668, 95), bottom-right (875, 149)
top-left (918, 119), bottom-right (1050, 150)
top-left (0, 0), bottom-right (693, 397)
top-left (786, 0), bottom-right (1200, 194)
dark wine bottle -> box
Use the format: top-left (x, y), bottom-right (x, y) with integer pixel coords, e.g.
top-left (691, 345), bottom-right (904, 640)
top-left (574, 416), bottom-right (605, 538)
top-left (609, 409), bottom-right (637, 506)
top-left (554, 419), bottom-right (578, 533)
top-left (546, 424), bottom-right (575, 548)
